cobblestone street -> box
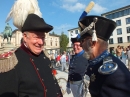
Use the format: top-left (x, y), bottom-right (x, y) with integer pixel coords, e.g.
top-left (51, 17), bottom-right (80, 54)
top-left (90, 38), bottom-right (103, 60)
top-left (55, 67), bottom-right (91, 97)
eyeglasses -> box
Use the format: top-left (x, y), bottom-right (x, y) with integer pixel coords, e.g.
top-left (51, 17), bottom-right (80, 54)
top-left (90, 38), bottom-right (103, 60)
top-left (73, 44), bottom-right (80, 47)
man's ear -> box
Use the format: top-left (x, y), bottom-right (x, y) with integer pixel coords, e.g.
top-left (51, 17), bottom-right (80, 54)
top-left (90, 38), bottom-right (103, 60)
top-left (91, 41), bottom-right (97, 48)
top-left (22, 32), bottom-right (28, 43)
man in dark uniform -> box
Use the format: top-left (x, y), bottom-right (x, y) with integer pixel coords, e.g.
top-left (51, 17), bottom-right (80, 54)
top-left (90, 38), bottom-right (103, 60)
top-left (0, 14), bottom-right (63, 97)
top-left (66, 34), bottom-right (88, 97)
top-left (79, 15), bottom-right (130, 97)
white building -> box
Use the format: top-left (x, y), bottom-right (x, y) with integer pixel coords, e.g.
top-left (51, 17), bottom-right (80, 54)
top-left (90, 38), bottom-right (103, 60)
top-left (68, 5), bottom-right (130, 50)
top-left (68, 27), bottom-right (80, 47)
top-left (101, 5), bottom-right (130, 49)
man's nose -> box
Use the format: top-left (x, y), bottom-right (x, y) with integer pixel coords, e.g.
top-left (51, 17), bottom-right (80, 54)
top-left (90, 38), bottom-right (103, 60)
top-left (38, 38), bottom-right (44, 44)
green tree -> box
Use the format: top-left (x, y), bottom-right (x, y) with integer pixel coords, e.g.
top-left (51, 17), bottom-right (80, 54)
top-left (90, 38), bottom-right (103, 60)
top-left (51, 31), bottom-right (58, 35)
top-left (52, 31), bottom-right (55, 35)
top-left (60, 32), bottom-right (69, 53)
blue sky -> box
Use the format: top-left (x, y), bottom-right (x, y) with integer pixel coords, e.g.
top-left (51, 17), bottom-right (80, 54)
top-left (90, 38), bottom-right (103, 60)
top-left (0, 0), bottom-right (130, 35)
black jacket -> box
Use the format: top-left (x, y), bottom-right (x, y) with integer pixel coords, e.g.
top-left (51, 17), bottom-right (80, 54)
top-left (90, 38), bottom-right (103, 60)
top-left (86, 54), bottom-right (130, 97)
top-left (0, 45), bottom-right (62, 97)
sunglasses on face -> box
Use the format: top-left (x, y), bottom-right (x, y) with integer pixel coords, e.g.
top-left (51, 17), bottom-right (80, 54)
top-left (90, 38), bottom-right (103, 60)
top-left (73, 44), bottom-right (81, 47)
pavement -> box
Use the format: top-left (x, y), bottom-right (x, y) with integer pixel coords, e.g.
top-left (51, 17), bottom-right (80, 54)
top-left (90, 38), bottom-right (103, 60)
top-left (55, 66), bottom-right (73, 97)
top-left (54, 66), bottom-right (91, 97)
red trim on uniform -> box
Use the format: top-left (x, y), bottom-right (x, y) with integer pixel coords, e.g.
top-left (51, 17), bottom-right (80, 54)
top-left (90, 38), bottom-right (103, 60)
top-left (30, 58), bottom-right (46, 97)
top-left (20, 43), bottom-right (39, 57)
top-left (57, 94), bottom-right (62, 97)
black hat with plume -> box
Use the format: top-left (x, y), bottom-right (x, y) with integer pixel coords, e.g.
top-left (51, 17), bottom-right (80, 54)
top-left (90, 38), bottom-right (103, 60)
top-left (71, 34), bottom-right (81, 44)
top-left (22, 14), bottom-right (53, 33)
top-left (78, 15), bottom-right (117, 41)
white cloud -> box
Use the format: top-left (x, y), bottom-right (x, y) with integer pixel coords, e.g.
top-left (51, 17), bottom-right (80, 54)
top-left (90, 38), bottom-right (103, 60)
top-left (62, 2), bottom-right (85, 12)
top-left (93, 3), bottom-right (107, 14)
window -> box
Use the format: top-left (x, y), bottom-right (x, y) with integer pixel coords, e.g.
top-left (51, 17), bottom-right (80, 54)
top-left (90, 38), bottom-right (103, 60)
top-left (117, 37), bottom-right (123, 43)
top-left (116, 12), bottom-right (119, 18)
top-left (44, 42), bottom-right (46, 46)
top-left (117, 28), bottom-right (122, 35)
top-left (109, 38), bottom-right (113, 44)
top-left (55, 42), bottom-right (57, 46)
top-left (116, 20), bottom-right (121, 26)
top-left (126, 26), bottom-right (130, 33)
top-left (124, 9), bottom-right (129, 15)
top-left (75, 30), bottom-right (78, 34)
top-left (121, 10), bottom-right (124, 16)
top-left (119, 11), bottom-right (122, 17)
top-left (127, 36), bottom-right (130, 42)
top-left (109, 14), bottom-right (112, 19)
top-left (70, 31), bottom-right (73, 36)
top-left (50, 41), bottom-right (52, 46)
top-left (126, 17), bottom-right (130, 24)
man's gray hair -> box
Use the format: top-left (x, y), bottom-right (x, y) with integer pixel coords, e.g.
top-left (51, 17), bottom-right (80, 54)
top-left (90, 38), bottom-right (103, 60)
top-left (97, 38), bottom-right (108, 49)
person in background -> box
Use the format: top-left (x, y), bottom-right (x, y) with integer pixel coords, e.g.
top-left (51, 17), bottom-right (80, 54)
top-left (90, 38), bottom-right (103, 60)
top-left (116, 45), bottom-right (122, 59)
top-left (56, 53), bottom-right (61, 67)
top-left (127, 48), bottom-right (130, 71)
top-left (111, 47), bottom-right (116, 56)
top-left (50, 53), bottom-right (56, 68)
top-left (79, 15), bottom-right (130, 97)
top-left (60, 51), bottom-right (68, 72)
top-left (121, 47), bottom-right (127, 65)
top-left (66, 34), bottom-right (88, 97)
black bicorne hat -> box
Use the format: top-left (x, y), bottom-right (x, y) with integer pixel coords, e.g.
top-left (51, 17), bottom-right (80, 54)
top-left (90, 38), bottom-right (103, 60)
top-left (22, 14), bottom-right (53, 33)
top-left (78, 15), bottom-right (117, 41)
top-left (71, 34), bottom-right (81, 44)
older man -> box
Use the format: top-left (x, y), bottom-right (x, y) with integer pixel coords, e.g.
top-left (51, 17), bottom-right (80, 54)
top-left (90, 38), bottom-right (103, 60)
top-left (0, 14), bottom-right (62, 97)
top-left (79, 15), bottom-right (130, 97)
top-left (66, 34), bottom-right (88, 97)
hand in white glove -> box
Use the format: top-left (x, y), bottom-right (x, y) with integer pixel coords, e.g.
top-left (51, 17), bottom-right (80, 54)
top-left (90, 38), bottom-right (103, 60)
top-left (66, 87), bottom-right (71, 94)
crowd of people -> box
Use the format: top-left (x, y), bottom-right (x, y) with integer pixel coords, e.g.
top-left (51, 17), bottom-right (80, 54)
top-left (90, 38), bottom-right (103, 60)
top-left (48, 50), bottom-right (75, 72)
top-left (110, 45), bottom-right (130, 70)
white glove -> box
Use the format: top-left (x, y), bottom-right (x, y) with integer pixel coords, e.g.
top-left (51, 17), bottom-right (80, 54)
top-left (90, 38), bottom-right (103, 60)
top-left (66, 87), bottom-right (71, 94)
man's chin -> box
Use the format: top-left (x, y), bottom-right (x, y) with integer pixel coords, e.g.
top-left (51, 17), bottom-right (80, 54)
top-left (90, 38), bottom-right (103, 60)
top-left (34, 49), bottom-right (42, 55)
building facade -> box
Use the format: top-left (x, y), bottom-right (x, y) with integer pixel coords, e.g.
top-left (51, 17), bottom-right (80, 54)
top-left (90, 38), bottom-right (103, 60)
top-left (68, 5), bottom-right (130, 50)
top-left (101, 5), bottom-right (130, 49)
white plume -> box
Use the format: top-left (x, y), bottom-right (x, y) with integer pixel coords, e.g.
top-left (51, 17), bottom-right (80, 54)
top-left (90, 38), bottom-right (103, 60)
top-left (5, 0), bottom-right (42, 30)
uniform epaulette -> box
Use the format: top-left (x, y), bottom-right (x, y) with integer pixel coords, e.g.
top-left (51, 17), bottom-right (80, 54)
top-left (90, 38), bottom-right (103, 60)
top-left (98, 56), bottom-right (118, 75)
top-left (0, 51), bottom-right (18, 73)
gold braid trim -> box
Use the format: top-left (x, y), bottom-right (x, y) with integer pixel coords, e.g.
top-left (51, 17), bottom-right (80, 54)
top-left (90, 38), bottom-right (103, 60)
top-left (0, 53), bottom-right (18, 73)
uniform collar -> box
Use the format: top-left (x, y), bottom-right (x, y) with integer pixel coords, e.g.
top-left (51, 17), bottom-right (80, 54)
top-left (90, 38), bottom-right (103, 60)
top-left (20, 43), bottom-right (42, 57)
top-left (88, 50), bottom-right (109, 66)
top-left (75, 50), bottom-right (84, 57)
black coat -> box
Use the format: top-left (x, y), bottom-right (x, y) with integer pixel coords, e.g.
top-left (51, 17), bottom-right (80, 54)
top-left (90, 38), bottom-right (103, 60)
top-left (0, 45), bottom-right (62, 97)
top-left (86, 54), bottom-right (130, 97)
